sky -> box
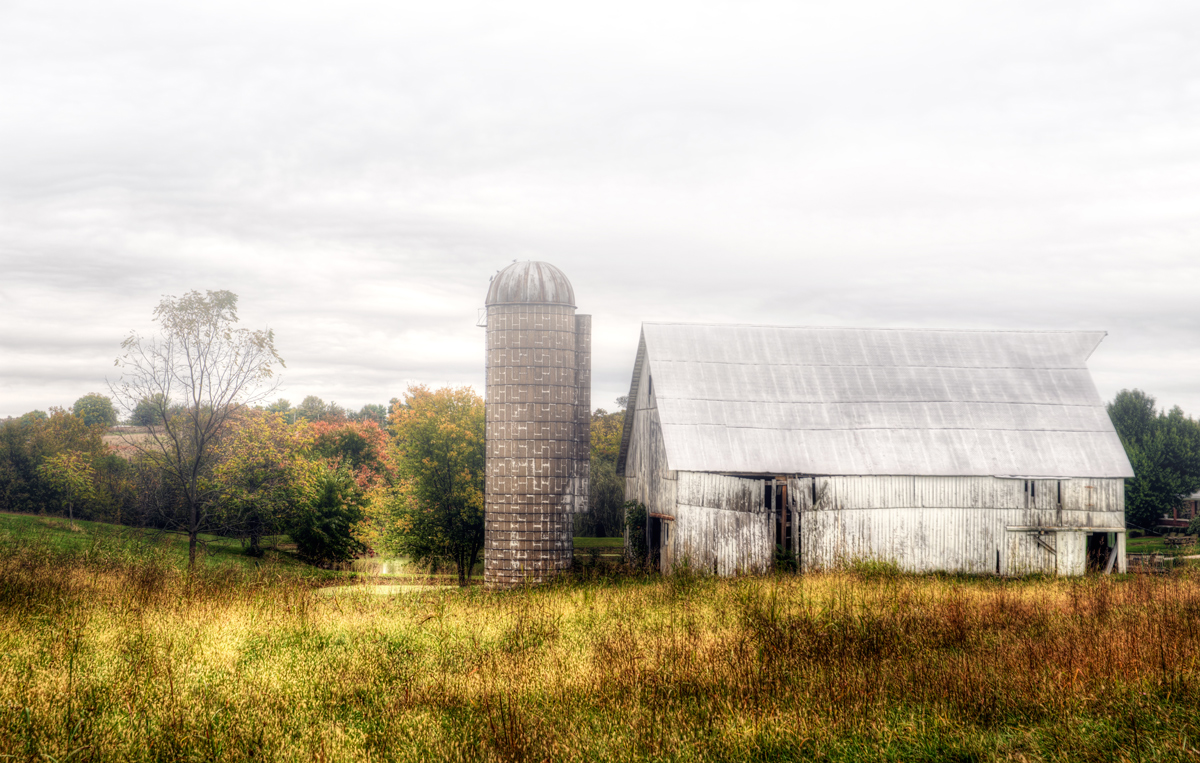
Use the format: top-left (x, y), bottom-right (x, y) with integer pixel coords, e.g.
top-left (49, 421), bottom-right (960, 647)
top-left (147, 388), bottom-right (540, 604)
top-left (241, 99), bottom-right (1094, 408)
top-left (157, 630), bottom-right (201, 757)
top-left (1, 0), bottom-right (1198, 420)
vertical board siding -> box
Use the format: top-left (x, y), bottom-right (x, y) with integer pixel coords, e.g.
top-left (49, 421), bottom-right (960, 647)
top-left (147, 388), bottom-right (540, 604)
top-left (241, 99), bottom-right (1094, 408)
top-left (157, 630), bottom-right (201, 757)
top-left (673, 502), bottom-right (771, 575)
top-left (623, 359), bottom-right (677, 517)
top-left (677, 472), bottom-right (762, 513)
top-left (794, 476), bottom-right (1125, 575)
top-left (672, 471), bottom-right (770, 574)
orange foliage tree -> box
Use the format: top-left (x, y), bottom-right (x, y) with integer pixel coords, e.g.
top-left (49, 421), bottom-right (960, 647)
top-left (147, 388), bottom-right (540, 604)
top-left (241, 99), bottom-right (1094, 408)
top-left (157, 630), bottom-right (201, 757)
top-left (211, 409), bottom-right (316, 556)
top-left (387, 386), bottom-right (485, 585)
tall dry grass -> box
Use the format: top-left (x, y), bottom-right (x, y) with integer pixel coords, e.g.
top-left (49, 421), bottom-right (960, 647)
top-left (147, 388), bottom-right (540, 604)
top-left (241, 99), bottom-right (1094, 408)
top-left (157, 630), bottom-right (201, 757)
top-left (2, 536), bottom-right (1200, 762)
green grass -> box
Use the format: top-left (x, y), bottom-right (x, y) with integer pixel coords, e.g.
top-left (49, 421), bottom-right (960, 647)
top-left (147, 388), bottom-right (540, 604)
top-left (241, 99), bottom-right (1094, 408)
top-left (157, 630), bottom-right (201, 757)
top-left (0, 513), bottom-right (627, 585)
top-left (1127, 534), bottom-right (1198, 556)
top-left (3, 525), bottom-right (1200, 761)
top-left (0, 511), bottom-right (301, 570)
top-left (572, 535), bottom-right (625, 549)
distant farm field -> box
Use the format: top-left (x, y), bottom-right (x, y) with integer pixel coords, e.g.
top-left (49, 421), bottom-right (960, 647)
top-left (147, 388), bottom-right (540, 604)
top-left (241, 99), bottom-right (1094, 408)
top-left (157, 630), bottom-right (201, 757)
top-left (2, 516), bottom-right (1200, 761)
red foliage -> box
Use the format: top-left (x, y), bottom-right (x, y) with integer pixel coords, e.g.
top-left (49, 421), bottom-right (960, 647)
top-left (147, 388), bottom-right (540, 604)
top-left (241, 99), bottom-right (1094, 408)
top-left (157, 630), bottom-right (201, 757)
top-left (309, 419), bottom-right (396, 489)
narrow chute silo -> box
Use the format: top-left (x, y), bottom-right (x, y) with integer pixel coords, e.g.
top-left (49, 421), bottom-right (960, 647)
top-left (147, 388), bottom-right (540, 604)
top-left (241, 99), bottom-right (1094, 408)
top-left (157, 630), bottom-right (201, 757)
top-left (484, 261), bottom-right (590, 587)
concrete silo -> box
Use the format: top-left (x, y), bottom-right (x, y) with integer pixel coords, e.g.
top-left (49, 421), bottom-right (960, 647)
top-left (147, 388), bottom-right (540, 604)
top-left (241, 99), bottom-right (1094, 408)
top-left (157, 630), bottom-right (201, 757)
top-left (483, 261), bottom-right (590, 588)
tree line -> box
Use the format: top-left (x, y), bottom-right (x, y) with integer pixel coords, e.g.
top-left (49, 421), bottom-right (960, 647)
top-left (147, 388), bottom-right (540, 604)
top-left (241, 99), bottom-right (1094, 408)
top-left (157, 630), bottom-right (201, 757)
top-left (5, 291), bottom-right (1198, 574)
top-left (1, 289), bottom-right (628, 583)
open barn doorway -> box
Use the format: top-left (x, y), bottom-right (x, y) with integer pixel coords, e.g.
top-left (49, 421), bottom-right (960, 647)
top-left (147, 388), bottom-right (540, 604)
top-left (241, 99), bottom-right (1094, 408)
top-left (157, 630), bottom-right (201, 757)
top-left (647, 516), bottom-right (661, 571)
top-left (767, 479), bottom-right (794, 571)
top-left (1086, 532), bottom-right (1115, 573)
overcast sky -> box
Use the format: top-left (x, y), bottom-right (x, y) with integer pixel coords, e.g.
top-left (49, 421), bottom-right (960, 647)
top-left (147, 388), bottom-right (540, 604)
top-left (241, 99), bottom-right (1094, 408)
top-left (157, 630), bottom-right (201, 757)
top-left (1, 0), bottom-right (1198, 420)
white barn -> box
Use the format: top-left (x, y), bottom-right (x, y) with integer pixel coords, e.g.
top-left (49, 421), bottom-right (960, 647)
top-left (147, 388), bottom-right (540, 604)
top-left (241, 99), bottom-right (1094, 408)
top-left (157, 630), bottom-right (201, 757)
top-left (616, 324), bottom-right (1134, 576)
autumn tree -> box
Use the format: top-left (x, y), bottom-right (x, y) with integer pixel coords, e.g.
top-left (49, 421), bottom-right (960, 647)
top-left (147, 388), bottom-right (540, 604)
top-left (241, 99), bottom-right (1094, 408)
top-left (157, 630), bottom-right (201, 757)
top-left (311, 419), bottom-right (393, 485)
top-left (309, 418), bottom-right (396, 552)
top-left (212, 409), bottom-right (315, 556)
top-left (110, 290), bottom-right (283, 570)
top-left (388, 386), bottom-right (485, 585)
top-left (1, 408), bottom-right (108, 516)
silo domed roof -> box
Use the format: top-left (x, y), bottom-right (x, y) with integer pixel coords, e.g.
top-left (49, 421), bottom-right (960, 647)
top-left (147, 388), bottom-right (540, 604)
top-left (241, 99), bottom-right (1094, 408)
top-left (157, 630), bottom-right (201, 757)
top-left (485, 261), bottom-right (576, 307)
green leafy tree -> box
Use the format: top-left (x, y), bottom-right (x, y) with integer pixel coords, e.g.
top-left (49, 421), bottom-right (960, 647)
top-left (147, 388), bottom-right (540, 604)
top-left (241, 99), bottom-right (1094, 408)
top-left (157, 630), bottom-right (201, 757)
top-left (265, 398), bottom-right (297, 424)
top-left (1108, 389), bottom-right (1200, 531)
top-left (295, 396), bottom-right (326, 422)
top-left (73, 393), bottom-right (118, 428)
top-left (576, 408), bottom-right (626, 537)
top-left (353, 404), bottom-right (389, 428)
top-left (388, 386), bottom-right (485, 585)
top-left (295, 396), bottom-right (346, 423)
top-left (131, 394), bottom-right (168, 427)
top-left (288, 467), bottom-right (367, 567)
top-left (37, 450), bottom-right (96, 524)
top-left (110, 290), bottom-right (284, 570)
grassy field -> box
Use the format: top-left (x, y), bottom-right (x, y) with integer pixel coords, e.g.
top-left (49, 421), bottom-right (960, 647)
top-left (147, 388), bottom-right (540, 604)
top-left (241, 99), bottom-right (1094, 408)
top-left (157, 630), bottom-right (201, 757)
top-left (0, 512), bottom-right (300, 569)
top-left (572, 536), bottom-right (625, 549)
top-left (1127, 534), bottom-right (1199, 556)
top-left (0, 513), bottom-right (625, 584)
top-left (3, 518), bottom-right (1200, 761)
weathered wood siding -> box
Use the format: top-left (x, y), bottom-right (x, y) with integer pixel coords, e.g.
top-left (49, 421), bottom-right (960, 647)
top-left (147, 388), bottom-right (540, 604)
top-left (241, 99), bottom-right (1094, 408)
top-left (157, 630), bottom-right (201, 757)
top-left (790, 475), bottom-right (1125, 575)
top-left (673, 472), bottom-right (770, 574)
top-left (623, 359), bottom-right (677, 516)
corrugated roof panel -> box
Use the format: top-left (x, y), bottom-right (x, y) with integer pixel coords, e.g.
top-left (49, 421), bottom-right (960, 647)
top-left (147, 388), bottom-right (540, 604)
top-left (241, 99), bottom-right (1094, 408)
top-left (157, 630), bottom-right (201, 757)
top-left (640, 324), bottom-right (1132, 478)
top-left (653, 361), bottom-right (1101, 406)
top-left (660, 399), bottom-right (1113, 433)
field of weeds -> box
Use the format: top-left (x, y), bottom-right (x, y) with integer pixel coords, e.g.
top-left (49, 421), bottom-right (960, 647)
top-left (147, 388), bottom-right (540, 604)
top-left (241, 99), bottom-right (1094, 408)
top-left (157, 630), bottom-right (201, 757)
top-left (2, 534), bottom-right (1200, 762)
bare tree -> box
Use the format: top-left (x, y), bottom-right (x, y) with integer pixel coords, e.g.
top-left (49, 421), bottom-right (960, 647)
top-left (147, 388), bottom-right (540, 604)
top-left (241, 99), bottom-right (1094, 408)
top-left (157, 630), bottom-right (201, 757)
top-left (110, 290), bottom-right (283, 570)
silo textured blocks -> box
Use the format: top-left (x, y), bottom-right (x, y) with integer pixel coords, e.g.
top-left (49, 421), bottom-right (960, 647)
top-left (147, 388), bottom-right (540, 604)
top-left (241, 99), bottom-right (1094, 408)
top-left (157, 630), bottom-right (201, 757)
top-left (484, 262), bottom-right (590, 588)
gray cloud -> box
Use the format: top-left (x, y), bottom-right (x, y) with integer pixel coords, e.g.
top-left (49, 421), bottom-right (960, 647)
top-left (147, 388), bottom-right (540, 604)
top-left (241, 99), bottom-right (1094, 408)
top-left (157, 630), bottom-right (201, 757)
top-left (2, 0), bottom-right (1198, 419)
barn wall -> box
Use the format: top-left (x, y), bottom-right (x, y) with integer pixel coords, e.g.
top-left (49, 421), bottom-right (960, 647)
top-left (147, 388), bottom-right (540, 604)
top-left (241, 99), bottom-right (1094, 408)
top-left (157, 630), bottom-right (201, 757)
top-left (623, 359), bottom-right (677, 516)
top-left (672, 472), bottom-right (770, 574)
top-left (790, 475), bottom-right (1125, 575)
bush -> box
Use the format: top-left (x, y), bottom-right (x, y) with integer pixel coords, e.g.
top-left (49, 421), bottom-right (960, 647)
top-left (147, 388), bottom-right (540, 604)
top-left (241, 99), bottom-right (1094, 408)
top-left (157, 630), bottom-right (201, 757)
top-left (775, 544), bottom-right (797, 573)
top-left (624, 501), bottom-right (648, 565)
top-left (1188, 515), bottom-right (1200, 537)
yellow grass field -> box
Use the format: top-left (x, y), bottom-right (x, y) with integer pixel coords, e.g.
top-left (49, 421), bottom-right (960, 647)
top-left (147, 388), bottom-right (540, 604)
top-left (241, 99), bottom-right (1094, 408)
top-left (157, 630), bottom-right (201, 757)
top-left (2, 526), bottom-right (1200, 761)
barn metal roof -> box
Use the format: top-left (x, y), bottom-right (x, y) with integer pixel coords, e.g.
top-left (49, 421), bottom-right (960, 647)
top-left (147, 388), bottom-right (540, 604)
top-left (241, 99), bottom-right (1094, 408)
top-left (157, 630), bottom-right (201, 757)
top-left (617, 323), bottom-right (1134, 479)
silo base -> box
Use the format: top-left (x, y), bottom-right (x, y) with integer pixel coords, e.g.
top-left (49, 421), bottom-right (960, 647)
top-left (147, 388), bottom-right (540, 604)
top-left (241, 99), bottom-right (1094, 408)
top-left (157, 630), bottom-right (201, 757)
top-left (483, 509), bottom-right (574, 588)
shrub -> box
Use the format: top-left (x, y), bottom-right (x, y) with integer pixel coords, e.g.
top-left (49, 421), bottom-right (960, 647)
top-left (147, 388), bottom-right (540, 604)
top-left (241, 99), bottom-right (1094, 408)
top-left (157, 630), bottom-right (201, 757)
top-left (624, 501), bottom-right (648, 564)
top-left (774, 544), bottom-right (797, 572)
